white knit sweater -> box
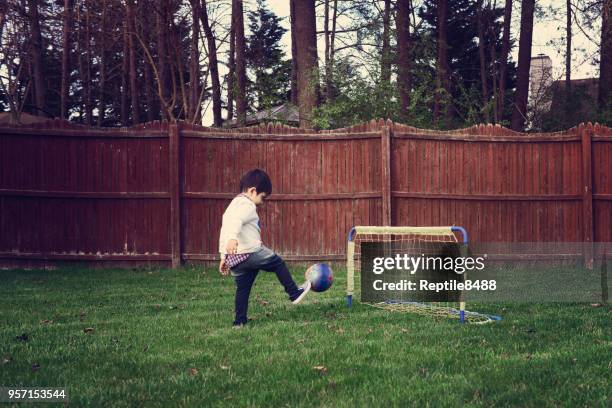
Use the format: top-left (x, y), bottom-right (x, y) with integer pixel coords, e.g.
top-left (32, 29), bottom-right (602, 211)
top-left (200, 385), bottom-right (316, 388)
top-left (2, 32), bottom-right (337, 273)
top-left (218, 194), bottom-right (262, 257)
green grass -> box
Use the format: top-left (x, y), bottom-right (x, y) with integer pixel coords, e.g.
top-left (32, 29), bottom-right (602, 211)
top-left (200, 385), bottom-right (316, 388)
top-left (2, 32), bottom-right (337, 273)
top-left (0, 266), bottom-right (610, 407)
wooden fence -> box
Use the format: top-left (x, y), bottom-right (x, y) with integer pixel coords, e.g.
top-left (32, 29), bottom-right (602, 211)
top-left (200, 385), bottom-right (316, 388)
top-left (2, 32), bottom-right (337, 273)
top-left (0, 119), bottom-right (610, 267)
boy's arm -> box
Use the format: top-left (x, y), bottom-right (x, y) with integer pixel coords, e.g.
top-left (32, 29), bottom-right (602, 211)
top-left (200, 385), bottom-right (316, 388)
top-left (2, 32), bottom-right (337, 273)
top-left (220, 200), bottom-right (253, 253)
top-left (225, 239), bottom-right (238, 254)
top-left (223, 214), bottom-right (244, 245)
top-left (219, 254), bottom-right (229, 276)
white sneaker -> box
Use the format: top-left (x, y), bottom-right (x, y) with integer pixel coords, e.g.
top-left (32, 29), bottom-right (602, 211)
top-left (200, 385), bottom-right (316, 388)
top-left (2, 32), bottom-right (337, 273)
top-left (292, 281), bottom-right (311, 304)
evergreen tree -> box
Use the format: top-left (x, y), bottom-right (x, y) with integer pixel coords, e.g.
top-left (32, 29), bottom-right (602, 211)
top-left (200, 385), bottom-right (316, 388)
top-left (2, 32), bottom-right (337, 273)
top-left (245, 0), bottom-right (290, 112)
top-left (419, 0), bottom-right (517, 125)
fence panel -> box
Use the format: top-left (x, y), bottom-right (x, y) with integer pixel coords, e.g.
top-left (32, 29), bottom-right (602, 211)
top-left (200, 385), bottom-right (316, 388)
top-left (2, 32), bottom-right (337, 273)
top-left (180, 124), bottom-right (383, 261)
top-left (593, 123), bottom-right (612, 242)
top-left (0, 122), bottom-right (171, 263)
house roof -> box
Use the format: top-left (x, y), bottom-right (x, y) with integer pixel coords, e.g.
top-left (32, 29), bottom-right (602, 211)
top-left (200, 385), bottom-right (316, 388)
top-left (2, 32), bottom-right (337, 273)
top-left (224, 103), bottom-right (299, 127)
top-left (0, 112), bottom-right (52, 125)
top-left (550, 78), bottom-right (599, 111)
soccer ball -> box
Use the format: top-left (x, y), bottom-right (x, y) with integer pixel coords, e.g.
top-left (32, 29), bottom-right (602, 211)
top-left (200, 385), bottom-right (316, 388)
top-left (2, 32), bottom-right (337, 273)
top-left (305, 263), bottom-right (333, 292)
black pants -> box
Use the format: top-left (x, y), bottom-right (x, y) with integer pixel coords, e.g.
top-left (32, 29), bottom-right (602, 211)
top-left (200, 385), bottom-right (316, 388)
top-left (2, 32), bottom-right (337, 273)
top-left (231, 246), bottom-right (300, 325)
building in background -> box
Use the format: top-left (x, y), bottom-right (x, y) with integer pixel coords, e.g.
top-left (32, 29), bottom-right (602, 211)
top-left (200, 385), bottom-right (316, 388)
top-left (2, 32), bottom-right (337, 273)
top-left (0, 112), bottom-right (51, 125)
top-left (529, 54), bottom-right (554, 111)
top-left (224, 103), bottom-right (299, 128)
top-left (528, 53), bottom-right (599, 130)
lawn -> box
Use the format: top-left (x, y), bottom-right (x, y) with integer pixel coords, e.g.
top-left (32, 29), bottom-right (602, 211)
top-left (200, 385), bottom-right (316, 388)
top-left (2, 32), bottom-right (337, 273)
top-left (0, 266), bottom-right (609, 407)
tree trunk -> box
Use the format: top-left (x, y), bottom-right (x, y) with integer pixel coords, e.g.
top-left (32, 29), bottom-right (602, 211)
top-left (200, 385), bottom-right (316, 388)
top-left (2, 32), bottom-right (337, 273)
top-left (143, 62), bottom-right (156, 121)
top-left (121, 8), bottom-right (130, 125)
top-left (27, 0), bottom-right (45, 116)
top-left (141, 3), bottom-right (157, 121)
top-left (477, 0), bottom-right (489, 122)
top-left (156, 0), bottom-right (171, 120)
top-left (227, 15), bottom-right (235, 121)
top-left (489, 36), bottom-right (498, 123)
top-left (290, 0), bottom-right (299, 105)
top-left (172, 20), bottom-right (189, 121)
top-left (511, 0), bottom-right (535, 132)
top-left (76, 2), bottom-right (86, 122)
top-left (488, 1), bottom-right (499, 123)
top-left (60, 0), bottom-right (72, 120)
top-left (84, 5), bottom-right (92, 125)
top-left (396, 0), bottom-right (411, 119)
top-left (328, 0), bottom-right (338, 102)
top-left (324, 0), bottom-right (330, 100)
top-left (189, 0), bottom-right (201, 123)
top-left (565, 0), bottom-right (571, 96)
top-left (598, 0), bottom-right (611, 110)
top-left (434, 0), bottom-right (452, 126)
top-left (233, 0), bottom-right (247, 126)
top-left (97, 1), bottom-right (107, 126)
top-left (201, 0), bottom-right (222, 126)
top-left (381, 0), bottom-right (391, 85)
top-left (497, 0), bottom-right (512, 120)
top-left (294, 0), bottom-right (319, 128)
top-left (0, 6), bottom-right (6, 40)
top-left (128, 0), bottom-right (140, 124)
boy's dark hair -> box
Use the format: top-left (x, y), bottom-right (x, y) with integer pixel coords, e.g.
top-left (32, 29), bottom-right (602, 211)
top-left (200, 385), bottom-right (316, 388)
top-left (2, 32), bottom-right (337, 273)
top-left (239, 169), bottom-right (272, 195)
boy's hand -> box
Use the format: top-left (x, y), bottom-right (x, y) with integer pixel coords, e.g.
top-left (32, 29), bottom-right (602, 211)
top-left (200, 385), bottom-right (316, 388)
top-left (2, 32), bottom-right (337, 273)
top-left (219, 259), bottom-right (229, 276)
top-left (226, 239), bottom-right (238, 254)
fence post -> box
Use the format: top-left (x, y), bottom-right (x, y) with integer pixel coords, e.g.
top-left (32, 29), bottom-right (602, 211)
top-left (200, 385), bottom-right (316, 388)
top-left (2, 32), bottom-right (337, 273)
top-left (381, 124), bottom-right (392, 226)
top-left (169, 121), bottom-right (182, 268)
top-left (581, 122), bottom-right (594, 269)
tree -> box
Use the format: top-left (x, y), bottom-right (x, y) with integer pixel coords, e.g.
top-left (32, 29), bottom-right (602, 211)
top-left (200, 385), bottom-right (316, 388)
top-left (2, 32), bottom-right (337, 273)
top-left (290, 0), bottom-right (298, 105)
top-left (127, 0), bottom-right (140, 124)
top-left (227, 5), bottom-right (235, 121)
top-left (486, 1), bottom-right (500, 122)
top-left (566, 0), bottom-right (572, 97)
top-left (201, 0), bottom-right (222, 126)
top-left (140, 1), bottom-right (158, 122)
top-left (419, 0), bottom-right (513, 126)
top-left (380, 0), bottom-right (392, 85)
top-left (0, 1), bottom-right (30, 119)
top-left (27, 0), bottom-right (46, 116)
top-left (293, 0), bottom-right (318, 128)
top-left (323, 0), bottom-right (329, 100)
top-left (155, 0), bottom-right (172, 120)
top-left (60, 0), bottom-right (72, 119)
top-left (233, 0), bottom-right (247, 126)
top-left (1, 0), bottom-right (217, 125)
top-left (245, 0), bottom-right (289, 111)
top-left (77, 1), bottom-right (94, 124)
top-left (96, 0), bottom-right (107, 125)
top-left (396, 0), bottom-right (412, 121)
top-left (188, 0), bottom-right (201, 123)
top-left (312, 58), bottom-right (399, 129)
top-left (476, 0), bottom-right (489, 122)
top-left (320, 1), bottom-right (376, 104)
top-left (511, 0), bottom-right (536, 131)
top-left (434, 0), bottom-right (452, 126)
top-left (497, 0), bottom-right (513, 120)
top-left (600, 0), bottom-right (611, 111)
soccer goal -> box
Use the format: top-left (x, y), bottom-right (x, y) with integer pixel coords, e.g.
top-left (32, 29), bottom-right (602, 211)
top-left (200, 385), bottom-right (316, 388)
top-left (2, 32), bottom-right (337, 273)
top-left (347, 225), bottom-right (500, 324)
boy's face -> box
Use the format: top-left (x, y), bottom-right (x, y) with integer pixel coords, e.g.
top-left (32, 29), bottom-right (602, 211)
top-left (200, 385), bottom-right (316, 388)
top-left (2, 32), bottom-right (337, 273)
top-left (245, 187), bottom-right (267, 205)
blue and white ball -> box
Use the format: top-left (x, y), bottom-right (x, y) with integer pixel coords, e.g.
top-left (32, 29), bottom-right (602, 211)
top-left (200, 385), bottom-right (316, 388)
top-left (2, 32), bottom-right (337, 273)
top-left (305, 263), bottom-right (334, 292)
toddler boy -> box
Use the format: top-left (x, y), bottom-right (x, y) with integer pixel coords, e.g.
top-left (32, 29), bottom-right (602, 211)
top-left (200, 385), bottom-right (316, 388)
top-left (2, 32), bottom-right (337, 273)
top-left (219, 169), bottom-right (310, 327)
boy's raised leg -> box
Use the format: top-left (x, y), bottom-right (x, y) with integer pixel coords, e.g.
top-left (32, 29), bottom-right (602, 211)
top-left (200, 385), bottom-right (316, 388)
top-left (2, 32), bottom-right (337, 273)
top-left (259, 252), bottom-right (304, 301)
